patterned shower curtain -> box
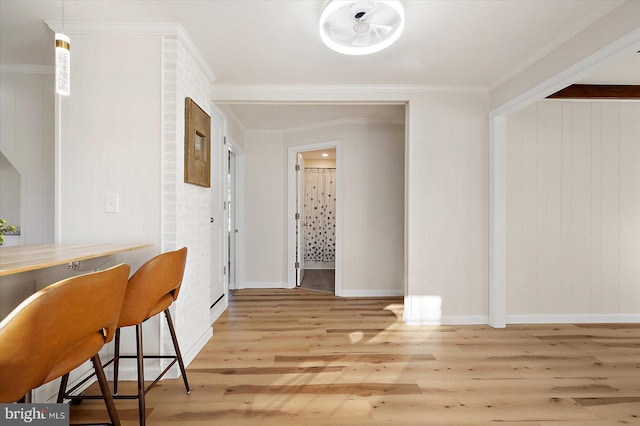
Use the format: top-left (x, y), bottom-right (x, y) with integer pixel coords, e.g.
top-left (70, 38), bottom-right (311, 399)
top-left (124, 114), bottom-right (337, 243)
top-left (304, 168), bottom-right (336, 262)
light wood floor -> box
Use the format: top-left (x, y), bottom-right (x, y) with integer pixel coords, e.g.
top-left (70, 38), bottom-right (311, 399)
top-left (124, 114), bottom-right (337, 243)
top-left (72, 289), bottom-right (640, 425)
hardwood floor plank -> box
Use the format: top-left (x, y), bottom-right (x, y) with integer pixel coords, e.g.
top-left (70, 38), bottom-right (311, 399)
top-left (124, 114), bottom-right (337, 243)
top-left (225, 383), bottom-right (423, 397)
top-left (68, 289), bottom-right (640, 425)
top-left (274, 354), bottom-right (435, 363)
top-left (573, 396), bottom-right (640, 407)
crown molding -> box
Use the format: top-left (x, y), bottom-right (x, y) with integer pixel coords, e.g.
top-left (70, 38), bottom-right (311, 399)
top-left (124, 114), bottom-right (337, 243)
top-left (211, 84), bottom-right (488, 103)
top-left (44, 21), bottom-right (215, 83)
top-left (0, 64), bottom-right (54, 74)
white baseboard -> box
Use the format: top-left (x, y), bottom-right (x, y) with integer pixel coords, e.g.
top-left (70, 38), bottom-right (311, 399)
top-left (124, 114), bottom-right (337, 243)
top-left (240, 281), bottom-right (288, 289)
top-left (507, 314), bottom-right (640, 324)
top-left (403, 294), bottom-right (489, 325)
top-left (337, 289), bottom-right (404, 297)
top-left (210, 295), bottom-right (228, 325)
top-left (183, 326), bottom-right (213, 367)
top-left (403, 315), bottom-right (489, 326)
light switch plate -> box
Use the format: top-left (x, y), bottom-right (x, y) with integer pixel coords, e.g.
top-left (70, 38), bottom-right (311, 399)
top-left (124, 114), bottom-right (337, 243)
top-left (105, 193), bottom-right (119, 213)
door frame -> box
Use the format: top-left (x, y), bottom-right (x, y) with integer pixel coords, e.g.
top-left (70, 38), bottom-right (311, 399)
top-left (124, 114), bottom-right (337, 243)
top-left (295, 153), bottom-right (305, 287)
top-left (287, 141), bottom-right (341, 293)
top-left (226, 137), bottom-right (244, 290)
top-left (209, 104), bottom-right (229, 325)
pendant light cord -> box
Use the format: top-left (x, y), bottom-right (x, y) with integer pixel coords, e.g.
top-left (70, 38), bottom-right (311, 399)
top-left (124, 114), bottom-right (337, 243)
top-left (61, 0), bottom-right (65, 33)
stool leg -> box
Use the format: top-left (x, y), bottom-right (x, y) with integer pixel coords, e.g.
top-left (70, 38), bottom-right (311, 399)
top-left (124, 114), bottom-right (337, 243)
top-left (92, 354), bottom-right (120, 426)
top-left (113, 328), bottom-right (121, 395)
top-left (57, 373), bottom-right (69, 403)
top-left (135, 323), bottom-right (146, 426)
top-left (164, 309), bottom-right (190, 393)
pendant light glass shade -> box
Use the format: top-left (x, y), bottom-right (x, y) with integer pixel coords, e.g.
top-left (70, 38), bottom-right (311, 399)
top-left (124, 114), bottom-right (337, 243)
top-left (55, 33), bottom-right (70, 96)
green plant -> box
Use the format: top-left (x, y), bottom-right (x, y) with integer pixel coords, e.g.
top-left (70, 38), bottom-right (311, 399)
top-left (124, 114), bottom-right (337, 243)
top-left (0, 219), bottom-right (16, 246)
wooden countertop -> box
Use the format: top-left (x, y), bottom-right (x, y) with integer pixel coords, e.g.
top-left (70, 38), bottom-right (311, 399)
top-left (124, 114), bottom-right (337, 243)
top-left (0, 243), bottom-right (153, 276)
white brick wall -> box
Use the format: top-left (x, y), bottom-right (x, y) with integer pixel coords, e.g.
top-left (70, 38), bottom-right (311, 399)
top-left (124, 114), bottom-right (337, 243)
top-left (161, 35), bottom-right (214, 369)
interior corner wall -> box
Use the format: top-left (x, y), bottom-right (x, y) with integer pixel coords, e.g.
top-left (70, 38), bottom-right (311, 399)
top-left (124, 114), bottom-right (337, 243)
top-left (405, 92), bottom-right (489, 324)
top-left (161, 35), bottom-right (215, 366)
top-left (0, 71), bottom-right (54, 244)
top-left (506, 100), bottom-right (640, 321)
top-left (226, 112), bottom-right (246, 152)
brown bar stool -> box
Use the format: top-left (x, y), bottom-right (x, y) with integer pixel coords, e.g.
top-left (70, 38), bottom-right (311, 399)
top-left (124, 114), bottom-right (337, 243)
top-left (0, 263), bottom-right (130, 426)
top-left (60, 247), bottom-right (190, 426)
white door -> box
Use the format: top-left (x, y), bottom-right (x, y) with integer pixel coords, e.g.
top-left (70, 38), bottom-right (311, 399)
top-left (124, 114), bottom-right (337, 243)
top-left (210, 109), bottom-right (226, 311)
top-left (296, 153), bottom-right (305, 286)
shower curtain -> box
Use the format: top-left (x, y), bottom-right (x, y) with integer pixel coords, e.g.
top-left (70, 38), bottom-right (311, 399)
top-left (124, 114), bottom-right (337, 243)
top-left (304, 168), bottom-right (336, 262)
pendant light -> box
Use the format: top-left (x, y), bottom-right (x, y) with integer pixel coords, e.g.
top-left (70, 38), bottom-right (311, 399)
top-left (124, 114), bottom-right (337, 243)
top-left (55, 0), bottom-right (70, 96)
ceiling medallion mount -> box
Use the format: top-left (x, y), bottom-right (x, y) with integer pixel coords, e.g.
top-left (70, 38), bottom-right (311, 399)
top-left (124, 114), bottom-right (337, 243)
top-left (319, 0), bottom-right (405, 56)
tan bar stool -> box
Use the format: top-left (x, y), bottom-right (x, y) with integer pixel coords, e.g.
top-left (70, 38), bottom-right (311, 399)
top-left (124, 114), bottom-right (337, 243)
top-left (0, 264), bottom-right (130, 426)
top-left (60, 247), bottom-right (190, 426)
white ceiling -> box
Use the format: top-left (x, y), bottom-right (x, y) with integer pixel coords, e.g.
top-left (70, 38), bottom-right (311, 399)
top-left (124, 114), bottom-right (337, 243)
top-left (0, 0), bottom-right (626, 86)
top-left (1, 1), bottom-right (635, 131)
top-left (302, 148), bottom-right (336, 161)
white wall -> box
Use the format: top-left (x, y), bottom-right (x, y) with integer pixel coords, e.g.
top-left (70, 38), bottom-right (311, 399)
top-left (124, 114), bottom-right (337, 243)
top-left (225, 110), bottom-right (245, 152)
top-left (506, 100), bottom-right (640, 321)
top-left (56, 30), bottom-right (218, 395)
top-left (0, 71), bottom-right (54, 244)
top-left (59, 34), bottom-right (161, 256)
top-left (161, 35), bottom-right (216, 363)
top-left (241, 120), bottom-right (405, 295)
top-left (0, 152), bottom-right (20, 228)
top-left (404, 92), bottom-right (489, 324)
top-left (243, 130), bottom-right (286, 285)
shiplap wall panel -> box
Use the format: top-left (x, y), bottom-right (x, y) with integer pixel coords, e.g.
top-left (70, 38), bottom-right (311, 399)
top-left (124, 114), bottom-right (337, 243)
top-left (571, 103), bottom-right (592, 313)
top-left (507, 101), bottom-right (640, 317)
top-left (619, 104), bottom-right (640, 312)
top-left (600, 103), bottom-right (620, 313)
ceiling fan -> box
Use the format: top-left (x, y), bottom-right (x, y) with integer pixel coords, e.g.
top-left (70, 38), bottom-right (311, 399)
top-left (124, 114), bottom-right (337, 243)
top-left (319, 0), bottom-right (405, 56)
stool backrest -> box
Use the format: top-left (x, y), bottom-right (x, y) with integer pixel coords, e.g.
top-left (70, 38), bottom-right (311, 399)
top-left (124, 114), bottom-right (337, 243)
top-left (0, 263), bottom-right (130, 403)
top-left (118, 247), bottom-right (187, 327)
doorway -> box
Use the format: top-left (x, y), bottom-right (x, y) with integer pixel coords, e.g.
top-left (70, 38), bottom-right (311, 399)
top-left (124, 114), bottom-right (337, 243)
top-left (226, 142), bottom-right (242, 292)
top-left (288, 142), bottom-right (340, 294)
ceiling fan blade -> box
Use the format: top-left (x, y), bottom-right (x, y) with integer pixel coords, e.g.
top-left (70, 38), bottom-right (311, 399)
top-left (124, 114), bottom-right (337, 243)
top-left (352, 31), bottom-right (372, 47)
top-left (363, 3), bottom-right (379, 18)
top-left (328, 25), bottom-right (356, 42)
top-left (326, 11), bottom-right (355, 29)
top-left (369, 22), bottom-right (393, 33)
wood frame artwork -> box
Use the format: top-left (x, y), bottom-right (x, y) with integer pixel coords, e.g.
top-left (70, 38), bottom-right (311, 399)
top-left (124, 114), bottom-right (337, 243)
top-left (184, 97), bottom-right (211, 187)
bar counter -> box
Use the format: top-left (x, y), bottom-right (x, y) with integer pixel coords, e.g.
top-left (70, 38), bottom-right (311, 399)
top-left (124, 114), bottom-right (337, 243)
top-left (0, 243), bottom-right (152, 277)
